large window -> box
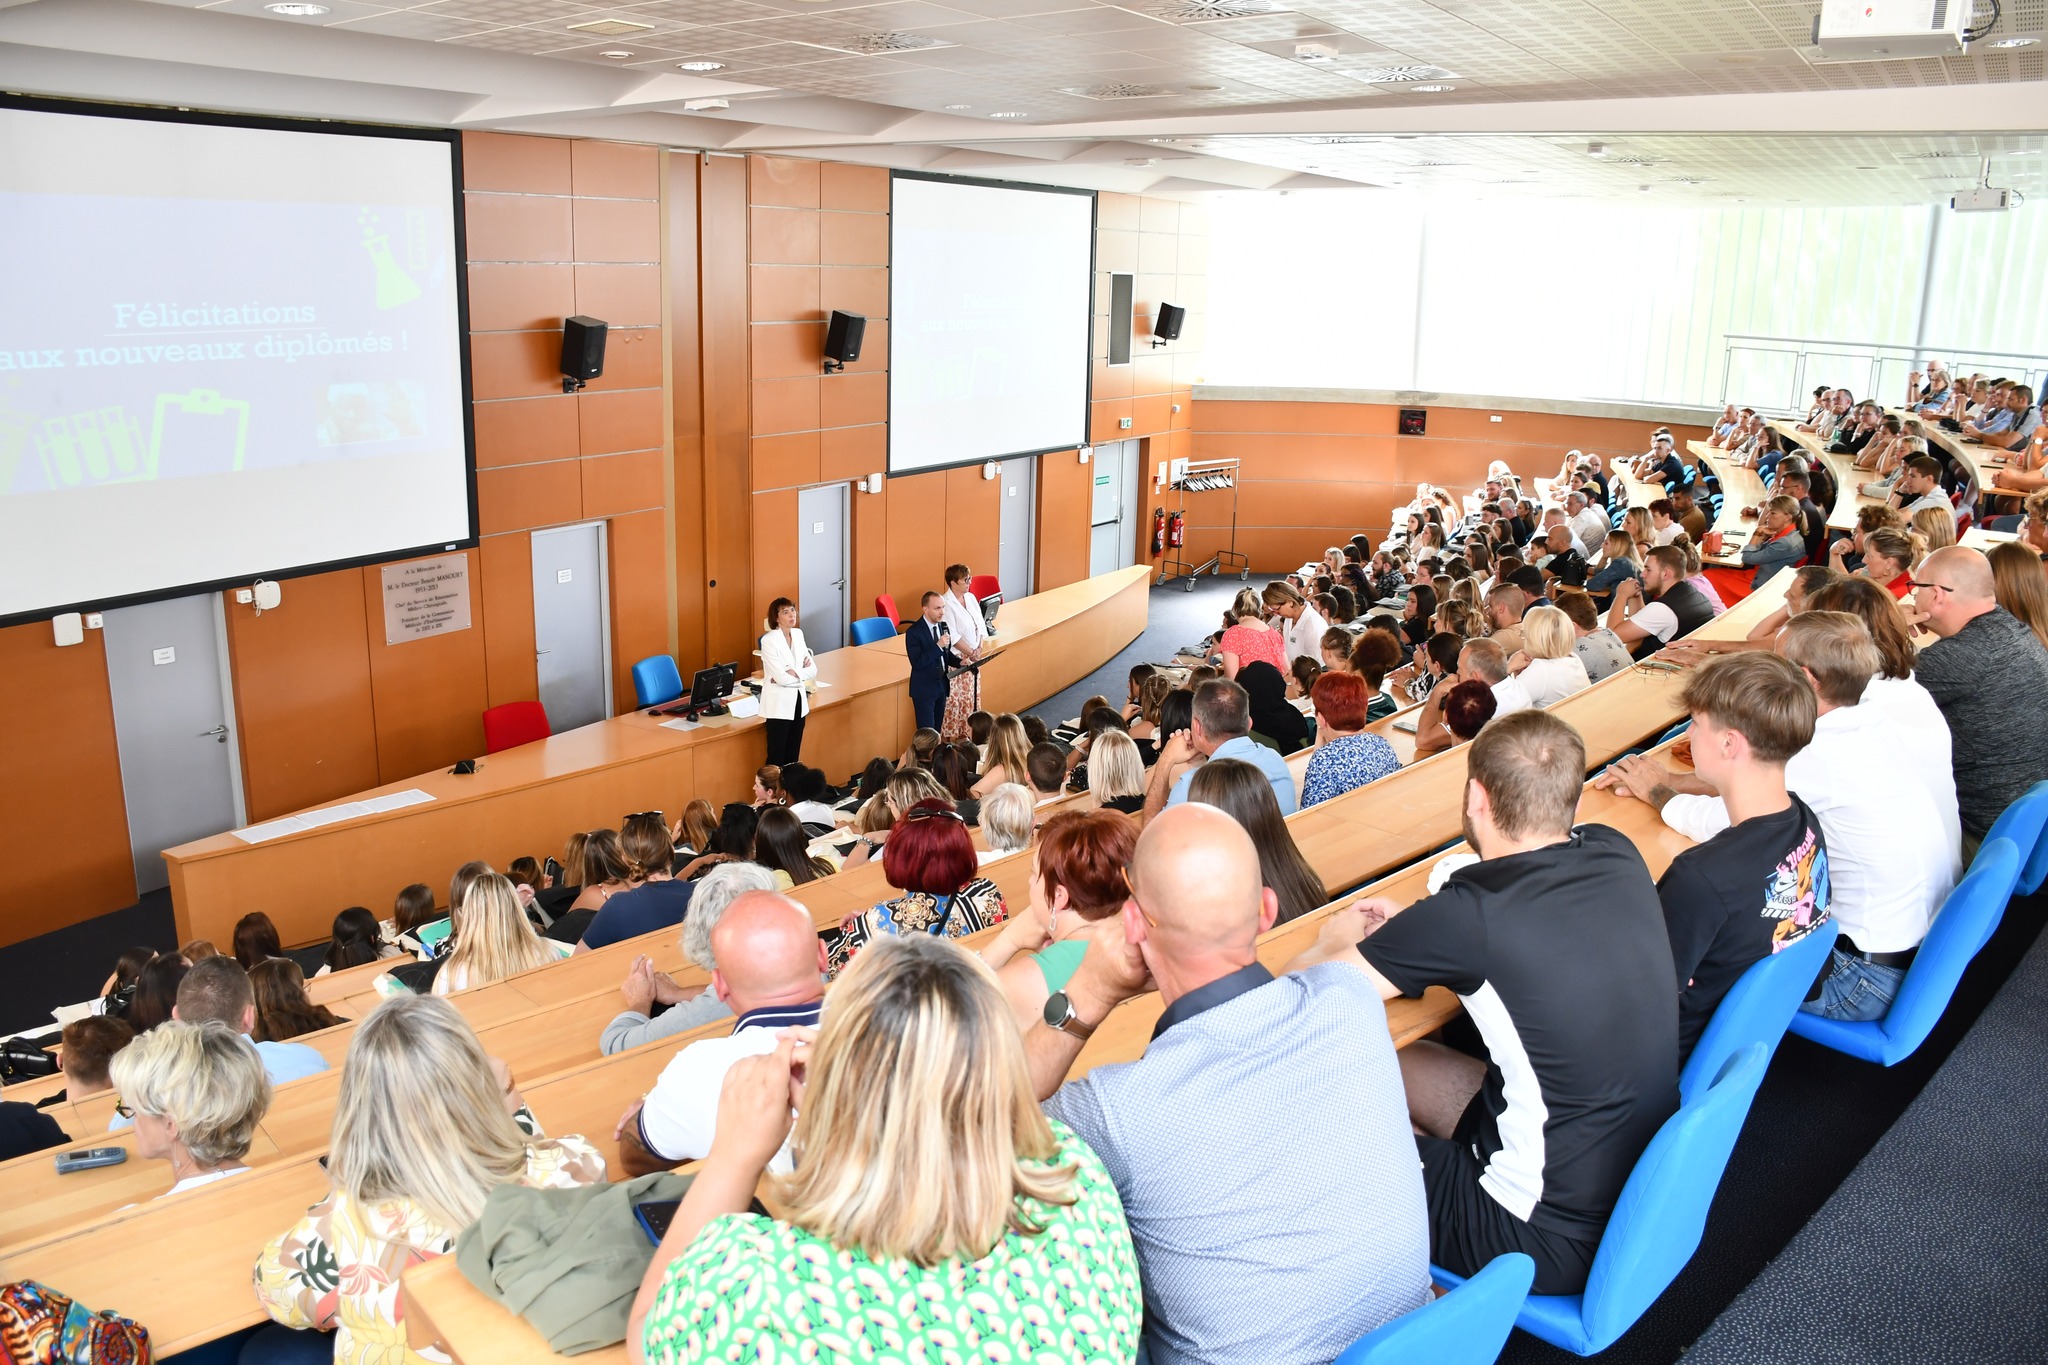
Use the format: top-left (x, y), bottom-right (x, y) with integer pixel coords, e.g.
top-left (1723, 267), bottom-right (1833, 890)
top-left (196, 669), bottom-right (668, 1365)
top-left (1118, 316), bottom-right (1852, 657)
top-left (1208, 189), bottom-right (2048, 408)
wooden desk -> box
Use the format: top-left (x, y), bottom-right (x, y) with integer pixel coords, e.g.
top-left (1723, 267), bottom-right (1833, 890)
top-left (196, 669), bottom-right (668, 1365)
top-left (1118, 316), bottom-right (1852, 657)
top-left (164, 568), bottom-right (1152, 948)
top-left (1887, 409), bottom-right (1990, 495)
top-left (1964, 527), bottom-right (2019, 551)
top-left (1691, 449), bottom-right (1769, 568)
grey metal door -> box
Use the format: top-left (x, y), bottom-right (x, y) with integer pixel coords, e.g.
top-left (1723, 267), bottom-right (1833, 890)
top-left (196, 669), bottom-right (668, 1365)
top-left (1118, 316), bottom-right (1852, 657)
top-left (102, 594), bottom-right (242, 894)
top-left (1088, 439), bottom-right (1131, 578)
top-left (531, 522), bottom-right (611, 733)
top-left (998, 456), bottom-right (1036, 599)
top-left (797, 483), bottom-right (849, 649)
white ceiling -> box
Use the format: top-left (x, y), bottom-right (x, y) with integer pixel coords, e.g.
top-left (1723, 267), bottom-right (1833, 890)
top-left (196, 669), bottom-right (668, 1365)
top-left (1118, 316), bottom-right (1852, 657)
top-left (3, 0), bottom-right (2048, 199)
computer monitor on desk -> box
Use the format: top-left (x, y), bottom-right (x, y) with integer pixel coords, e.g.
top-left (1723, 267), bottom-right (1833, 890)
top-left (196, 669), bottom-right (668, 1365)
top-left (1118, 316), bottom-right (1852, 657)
top-left (658, 662), bottom-right (738, 718)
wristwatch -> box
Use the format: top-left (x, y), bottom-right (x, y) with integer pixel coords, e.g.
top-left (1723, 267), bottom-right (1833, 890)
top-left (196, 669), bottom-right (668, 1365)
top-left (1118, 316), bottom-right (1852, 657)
top-left (1043, 991), bottom-right (1096, 1041)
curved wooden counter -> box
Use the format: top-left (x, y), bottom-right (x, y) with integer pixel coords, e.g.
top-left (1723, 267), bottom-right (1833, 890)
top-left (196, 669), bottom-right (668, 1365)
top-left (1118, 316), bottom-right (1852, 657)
top-left (163, 566), bottom-right (1152, 947)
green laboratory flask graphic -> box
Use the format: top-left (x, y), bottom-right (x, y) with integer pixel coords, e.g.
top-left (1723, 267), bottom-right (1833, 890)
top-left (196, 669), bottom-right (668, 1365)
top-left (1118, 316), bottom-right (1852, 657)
top-left (365, 232), bottom-right (421, 309)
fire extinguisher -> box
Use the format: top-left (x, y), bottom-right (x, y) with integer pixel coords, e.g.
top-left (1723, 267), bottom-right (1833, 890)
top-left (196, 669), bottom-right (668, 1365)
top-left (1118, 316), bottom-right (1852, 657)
top-left (1151, 506), bottom-right (1167, 556)
top-left (1167, 510), bottom-right (1185, 549)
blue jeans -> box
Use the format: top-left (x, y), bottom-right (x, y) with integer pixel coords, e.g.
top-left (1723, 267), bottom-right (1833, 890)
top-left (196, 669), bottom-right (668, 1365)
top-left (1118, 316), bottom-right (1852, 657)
top-left (1799, 948), bottom-right (1905, 1022)
top-left (236, 1325), bottom-right (335, 1365)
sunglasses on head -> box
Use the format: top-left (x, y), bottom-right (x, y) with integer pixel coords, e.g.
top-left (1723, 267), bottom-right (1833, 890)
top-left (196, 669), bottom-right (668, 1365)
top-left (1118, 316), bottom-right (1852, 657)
top-left (624, 811), bottom-right (664, 824)
top-left (902, 806), bottom-right (963, 824)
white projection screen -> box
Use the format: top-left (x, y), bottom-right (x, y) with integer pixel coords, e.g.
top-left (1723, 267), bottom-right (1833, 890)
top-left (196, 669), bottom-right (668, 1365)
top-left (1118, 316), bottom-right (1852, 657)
top-left (0, 99), bottom-right (475, 625)
top-left (888, 173), bottom-right (1094, 475)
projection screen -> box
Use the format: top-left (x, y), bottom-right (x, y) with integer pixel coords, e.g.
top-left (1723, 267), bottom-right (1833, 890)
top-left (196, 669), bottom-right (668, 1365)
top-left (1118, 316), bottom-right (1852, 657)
top-left (0, 99), bottom-right (474, 625)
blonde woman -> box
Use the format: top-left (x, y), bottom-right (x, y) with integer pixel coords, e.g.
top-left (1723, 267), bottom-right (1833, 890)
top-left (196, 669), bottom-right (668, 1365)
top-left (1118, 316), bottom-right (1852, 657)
top-left (628, 934), bottom-right (1141, 1365)
top-left (1858, 527), bottom-right (1916, 599)
top-left (972, 713), bottom-right (1032, 799)
top-left (255, 996), bottom-right (604, 1365)
top-left (108, 1019), bottom-right (270, 1198)
top-left (978, 782), bottom-right (1036, 861)
top-left (1216, 587), bottom-right (1286, 678)
top-left (1507, 605), bottom-right (1592, 707)
top-left (1910, 505), bottom-right (1956, 558)
top-left (1621, 506), bottom-right (1654, 559)
top-left (434, 873), bottom-right (569, 995)
top-left (1086, 728), bottom-right (1146, 816)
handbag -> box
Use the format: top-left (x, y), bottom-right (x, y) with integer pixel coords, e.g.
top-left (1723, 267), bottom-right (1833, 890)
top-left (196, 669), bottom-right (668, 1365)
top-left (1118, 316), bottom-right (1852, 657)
top-left (0, 1281), bottom-right (152, 1365)
top-left (0, 1039), bottom-right (60, 1083)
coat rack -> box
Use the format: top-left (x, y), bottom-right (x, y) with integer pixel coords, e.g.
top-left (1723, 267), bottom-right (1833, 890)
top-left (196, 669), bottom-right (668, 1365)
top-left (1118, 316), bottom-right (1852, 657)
top-left (1161, 457), bottom-right (1248, 591)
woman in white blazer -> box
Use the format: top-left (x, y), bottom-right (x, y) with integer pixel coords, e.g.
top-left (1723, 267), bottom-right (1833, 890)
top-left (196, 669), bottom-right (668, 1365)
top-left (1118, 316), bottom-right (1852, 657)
top-left (759, 597), bottom-right (819, 766)
top-left (938, 563), bottom-right (989, 740)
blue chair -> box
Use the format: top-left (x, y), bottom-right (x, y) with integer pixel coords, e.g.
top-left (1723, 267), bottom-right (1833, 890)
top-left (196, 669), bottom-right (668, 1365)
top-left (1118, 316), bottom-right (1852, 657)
top-left (1433, 1043), bottom-right (1769, 1356)
top-left (1787, 838), bottom-right (2020, 1065)
top-left (849, 616), bottom-right (896, 646)
top-left (631, 654), bottom-right (684, 708)
top-left (1679, 918), bottom-right (1838, 1103)
top-left (1334, 1253), bottom-right (1534, 1365)
top-left (1983, 781), bottom-right (2048, 897)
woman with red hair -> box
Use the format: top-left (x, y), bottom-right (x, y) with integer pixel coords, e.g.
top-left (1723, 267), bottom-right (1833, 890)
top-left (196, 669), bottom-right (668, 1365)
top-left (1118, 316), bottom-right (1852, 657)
top-left (1300, 671), bottom-right (1401, 807)
top-left (977, 810), bottom-right (1139, 1030)
top-left (826, 800), bottom-right (1008, 976)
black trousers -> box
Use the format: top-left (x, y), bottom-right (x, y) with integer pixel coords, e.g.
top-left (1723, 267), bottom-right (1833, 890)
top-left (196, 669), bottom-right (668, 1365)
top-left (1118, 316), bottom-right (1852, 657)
top-left (764, 712), bottom-right (806, 767)
top-left (912, 689), bottom-right (945, 732)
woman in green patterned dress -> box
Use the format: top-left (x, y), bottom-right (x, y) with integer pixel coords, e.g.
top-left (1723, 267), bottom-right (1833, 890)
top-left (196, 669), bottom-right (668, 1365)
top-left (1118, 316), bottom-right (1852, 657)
top-left (628, 932), bottom-right (1143, 1365)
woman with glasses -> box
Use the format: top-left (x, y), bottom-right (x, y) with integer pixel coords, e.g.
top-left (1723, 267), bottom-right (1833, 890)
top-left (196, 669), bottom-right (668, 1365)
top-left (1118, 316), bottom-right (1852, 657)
top-left (108, 1019), bottom-right (270, 1198)
top-left (827, 798), bottom-right (1009, 976)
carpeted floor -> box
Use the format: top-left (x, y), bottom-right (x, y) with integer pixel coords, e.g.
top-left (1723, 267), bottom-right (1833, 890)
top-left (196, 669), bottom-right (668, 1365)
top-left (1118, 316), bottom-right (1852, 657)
top-left (1024, 568), bottom-right (1253, 725)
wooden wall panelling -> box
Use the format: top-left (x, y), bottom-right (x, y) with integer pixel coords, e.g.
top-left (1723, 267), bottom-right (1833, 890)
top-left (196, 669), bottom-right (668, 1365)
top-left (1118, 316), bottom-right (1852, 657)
top-left (701, 154), bottom-right (755, 669)
top-left (851, 485), bottom-right (888, 622)
top-left (944, 464), bottom-right (1000, 575)
top-left (224, 570), bottom-right (382, 824)
top-left (359, 553), bottom-right (491, 782)
top-left (0, 625), bottom-right (136, 946)
top-left (665, 153), bottom-right (708, 669)
top-left (1036, 452), bottom-right (1092, 590)
top-left (883, 471), bottom-right (948, 617)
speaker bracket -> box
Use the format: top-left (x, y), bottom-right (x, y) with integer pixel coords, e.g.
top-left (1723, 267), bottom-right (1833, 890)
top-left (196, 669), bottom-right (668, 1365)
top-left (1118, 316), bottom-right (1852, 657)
top-left (562, 375), bottom-right (589, 394)
top-left (822, 358), bottom-right (844, 375)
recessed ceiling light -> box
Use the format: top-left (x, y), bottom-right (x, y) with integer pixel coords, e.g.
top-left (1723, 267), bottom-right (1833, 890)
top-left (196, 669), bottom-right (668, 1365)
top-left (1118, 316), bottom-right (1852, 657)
top-left (599, 49), bottom-right (633, 58)
top-left (1188, 83), bottom-right (1224, 91)
top-left (1991, 36), bottom-right (2040, 47)
top-left (1586, 141), bottom-right (1608, 158)
top-left (1410, 84), bottom-right (1456, 92)
top-left (676, 60), bottom-right (726, 71)
top-left (264, 2), bottom-right (328, 13)
top-left (989, 111), bottom-right (1028, 118)
top-left (944, 103), bottom-right (971, 110)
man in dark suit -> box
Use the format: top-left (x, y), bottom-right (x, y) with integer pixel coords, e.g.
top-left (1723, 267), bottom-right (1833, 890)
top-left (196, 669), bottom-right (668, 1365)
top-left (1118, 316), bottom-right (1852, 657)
top-left (903, 590), bottom-right (959, 731)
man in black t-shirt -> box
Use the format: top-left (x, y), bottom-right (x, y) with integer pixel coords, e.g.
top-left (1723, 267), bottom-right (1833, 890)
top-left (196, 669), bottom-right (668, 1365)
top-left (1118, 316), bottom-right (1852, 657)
top-left (1289, 710), bottom-right (1678, 1295)
top-left (1599, 653), bottom-right (1831, 1060)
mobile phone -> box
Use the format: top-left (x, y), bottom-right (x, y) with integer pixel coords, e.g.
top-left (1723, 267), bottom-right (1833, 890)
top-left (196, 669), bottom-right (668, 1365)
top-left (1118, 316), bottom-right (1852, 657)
top-left (634, 1198), bottom-right (681, 1245)
top-left (56, 1148), bottom-right (128, 1174)
top-left (543, 856), bottom-right (563, 883)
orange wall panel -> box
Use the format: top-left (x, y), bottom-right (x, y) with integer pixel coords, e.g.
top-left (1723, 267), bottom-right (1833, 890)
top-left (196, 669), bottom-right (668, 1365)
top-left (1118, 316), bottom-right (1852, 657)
top-left (462, 130), bottom-right (572, 195)
top-left (819, 424), bottom-right (884, 483)
top-left (750, 489), bottom-right (802, 624)
top-left (851, 488), bottom-right (889, 620)
top-left (820, 266), bottom-right (887, 319)
top-left (820, 210), bottom-right (888, 267)
top-left (578, 387), bottom-right (663, 457)
top-left (470, 330), bottom-right (566, 401)
top-left (465, 191), bottom-right (573, 262)
top-left (820, 162), bottom-right (888, 212)
top-left (751, 265), bottom-right (820, 322)
top-left (583, 325), bottom-right (661, 394)
top-left (571, 197), bottom-right (659, 263)
top-left (360, 556), bottom-right (490, 782)
top-left (225, 569), bottom-right (381, 825)
top-left (819, 372), bottom-right (885, 429)
top-left (883, 471), bottom-right (948, 616)
top-left (750, 155), bottom-right (821, 209)
top-left (0, 623), bottom-right (134, 945)
top-left (945, 464), bottom-right (1001, 574)
top-left (1035, 454), bottom-right (1091, 590)
top-left (466, 263), bottom-right (574, 331)
top-left (751, 206), bottom-right (821, 266)
top-left (478, 532), bottom-right (538, 710)
top-left (581, 448), bottom-right (665, 519)
top-left (570, 139), bottom-right (658, 199)
top-left (753, 432), bottom-right (822, 492)
top-left (608, 510), bottom-right (672, 713)
top-left (478, 459), bottom-right (581, 535)
top-left (474, 394), bottom-right (577, 468)
top-left (573, 264), bottom-right (660, 327)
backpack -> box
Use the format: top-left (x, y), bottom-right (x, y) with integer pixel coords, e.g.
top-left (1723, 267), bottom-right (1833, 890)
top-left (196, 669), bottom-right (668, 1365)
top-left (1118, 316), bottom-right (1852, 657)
top-left (0, 1281), bottom-right (151, 1365)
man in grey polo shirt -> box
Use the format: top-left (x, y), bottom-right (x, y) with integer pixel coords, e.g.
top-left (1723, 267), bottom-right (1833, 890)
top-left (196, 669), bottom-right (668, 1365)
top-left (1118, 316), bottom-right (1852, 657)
top-left (1143, 678), bottom-right (1296, 820)
top-left (1025, 804), bottom-right (1427, 1365)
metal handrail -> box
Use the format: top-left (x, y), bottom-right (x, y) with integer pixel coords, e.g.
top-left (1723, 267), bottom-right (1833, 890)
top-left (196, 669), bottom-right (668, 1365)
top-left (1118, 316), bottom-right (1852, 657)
top-left (1721, 334), bottom-right (2048, 417)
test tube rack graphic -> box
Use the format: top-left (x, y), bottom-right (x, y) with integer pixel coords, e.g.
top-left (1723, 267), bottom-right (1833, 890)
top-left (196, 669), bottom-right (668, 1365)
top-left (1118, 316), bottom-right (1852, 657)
top-left (33, 407), bottom-right (148, 487)
top-left (148, 389), bottom-right (252, 479)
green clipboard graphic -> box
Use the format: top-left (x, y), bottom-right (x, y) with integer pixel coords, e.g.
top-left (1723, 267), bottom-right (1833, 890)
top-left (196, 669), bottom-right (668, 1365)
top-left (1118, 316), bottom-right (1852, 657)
top-left (32, 406), bottom-right (148, 488)
top-left (148, 389), bottom-right (251, 479)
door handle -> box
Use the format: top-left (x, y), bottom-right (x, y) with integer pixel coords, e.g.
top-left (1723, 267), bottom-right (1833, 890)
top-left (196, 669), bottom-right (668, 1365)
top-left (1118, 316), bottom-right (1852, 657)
top-left (830, 579), bottom-right (846, 589)
top-left (199, 725), bottom-right (228, 743)
top-left (536, 649), bottom-right (553, 656)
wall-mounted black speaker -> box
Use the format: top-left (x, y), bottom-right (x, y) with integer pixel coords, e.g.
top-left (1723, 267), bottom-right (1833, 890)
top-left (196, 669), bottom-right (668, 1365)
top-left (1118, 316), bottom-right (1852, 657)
top-left (823, 310), bottom-right (866, 373)
top-left (561, 315), bottom-right (607, 392)
top-left (1399, 408), bottom-right (1428, 436)
top-left (1152, 301), bottom-right (1186, 346)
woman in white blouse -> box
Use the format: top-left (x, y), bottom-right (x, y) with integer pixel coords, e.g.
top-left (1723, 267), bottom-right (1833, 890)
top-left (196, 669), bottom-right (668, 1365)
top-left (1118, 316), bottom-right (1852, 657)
top-left (1508, 605), bottom-right (1592, 708)
top-left (759, 597), bottom-right (819, 766)
top-left (938, 564), bottom-right (989, 740)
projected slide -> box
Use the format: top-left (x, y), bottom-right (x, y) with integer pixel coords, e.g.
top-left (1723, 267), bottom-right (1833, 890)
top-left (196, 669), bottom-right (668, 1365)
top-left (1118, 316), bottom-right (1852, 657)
top-left (889, 174), bottom-right (1093, 474)
top-left (0, 103), bottom-right (471, 622)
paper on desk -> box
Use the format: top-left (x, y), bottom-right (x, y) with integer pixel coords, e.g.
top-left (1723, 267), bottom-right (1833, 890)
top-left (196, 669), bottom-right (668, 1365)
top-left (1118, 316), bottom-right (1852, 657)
top-left (235, 815), bottom-right (313, 843)
top-left (231, 789), bottom-right (435, 842)
top-left (727, 695), bottom-right (761, 718)
top-left (660, 717), bottom-right (700, 732)
top-left (364, 788), bottom-right (434, 812)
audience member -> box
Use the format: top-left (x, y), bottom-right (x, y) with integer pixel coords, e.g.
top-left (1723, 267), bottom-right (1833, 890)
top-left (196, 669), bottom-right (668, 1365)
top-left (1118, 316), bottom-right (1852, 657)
top-left (1263, 580), bottom-right (1329, 666)
top-left (1025, 742), bottom-right (1069, 806)
top-left (255, 996), bottom-right (603, 1365)
top-left (1606, 545), bottom-right (1714, 657)
top-left (978, 809), bottom-right (1139, 1035)
top-left (1989, 540), bottom-right (2048, 649)
top-left (173, 955), bottom-right (328, 1086)
top-left (616, 891), bottom-right (827, 1176)
top-left (392, 882), bottom-right (447, 960)
top-left (1598, 654), bottom-right (1828, 1056)
top-left (567, 834), bottom-right (629, 912)
top-left (778, 763), bottom-right (838, 829)
top-left (437, 874), bottom-right (571, 995)
top-left (1553, 588), bottom-right (1631, 682)
top-left (1482, 582), bottom-right (1528, 657)
top-left (0, 1096), bottom-right (68, 1163)
top-left (1911, 546), bottom-right (2048, 853)
top-left (1566, 490), bottom-right (1609, 558)
top-left (1287, 654), bottom-right (1323, 702)
top-left (126, 952), bottom-right (193, 1034)
top-left (973, 714), bottom-right (1032, 798)
top-left (233, 912), bottom-right (285, 972)
top-left (979, 782), bottom-right (1038, 860)
top-left (180, 939), bottom-right (220, 963)
top-left (1021, 803), bottom-right (1428, 1364)
top-left (750, 764), bottom-right (787, 810)
top-left (1738, 495), bottom-right (1807, 590)
top-left (1217, 587), bottom-right (1288, 678)
top-left (1292, 710), bottom-right (1678, 1295)
top-left (578, 815), bottom-right (697, 952)
top-left (1585, 530), bottom-right (1640, 602)
top-left (925, 743), bottom-right (982, 825)
top-left (249, 959), bottom-right (344, 1045)
top-left (98, 945), bottom-right (155, 1021)
top-left (1671, 487), bottom-right (1709, 542)
top-left (1150, 679), bottom-right (1297, 818)
top-left (1439, 679), bottom-right (1499, 743)
top-left (1349, 630), bottom-right (1405, 720)
top-left (601, 864), bottom-right (779, 1055)
top-left (1301, 671), bottom-right (1401, 807)
top-left (1087, 729), bottom-right (1148, 815)
top-left (1775, 471), bottom-right (1827, 556)
top-left (678, 804), bottom-right (760, 881)
top-left (60, 1015), bottom-right (133, 1099)
top-left (829, 800), bottom-right (1010, 974)
top-left (752, 806), bottom-right (836, 887)
top-left (318, 906), bottom-right (399, 976)
top-left (1892, 455), bottom-right (1956, 528)
top-left (1188, 760), bottom-right (1327, 926)
top-left (1238, 659), bottom-right (1310, 755)
top-left (630, 934), bottom-right (1142, 1364)
top-left (110, 1020), bottom-right (271, 1198)
top-left (1508, 606), bottom-right (1592, 706)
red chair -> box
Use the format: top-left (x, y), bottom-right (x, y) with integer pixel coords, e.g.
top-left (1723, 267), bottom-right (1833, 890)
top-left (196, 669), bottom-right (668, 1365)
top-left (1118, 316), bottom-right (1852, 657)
top-left (875, 593), bottom-right (902, 627)
top-left (968, 573), bottom-right (1002, 603)
top-left (482, 701), bottom-right (552, 754)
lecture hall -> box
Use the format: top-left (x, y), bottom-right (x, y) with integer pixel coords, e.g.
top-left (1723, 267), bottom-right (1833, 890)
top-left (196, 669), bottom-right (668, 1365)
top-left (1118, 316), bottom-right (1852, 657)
top-left (3, 1), bottom-right (2048, 1362)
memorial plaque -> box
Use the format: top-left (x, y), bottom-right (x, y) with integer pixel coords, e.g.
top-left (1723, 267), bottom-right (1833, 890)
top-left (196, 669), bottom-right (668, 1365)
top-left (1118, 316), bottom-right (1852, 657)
top-left (381, 554), bottom-right (472, 644)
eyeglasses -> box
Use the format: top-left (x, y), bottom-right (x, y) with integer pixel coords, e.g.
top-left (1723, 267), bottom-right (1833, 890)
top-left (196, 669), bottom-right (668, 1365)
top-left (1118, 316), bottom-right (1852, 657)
top-left (902, 806), bottom-right (964, 824)
top-left (113, 1100), bottom-right (135, 1120)
top-left (1119, 865), bottom-right (1161, 929)
top-left (1907, 581), bottom-right (1953, 594)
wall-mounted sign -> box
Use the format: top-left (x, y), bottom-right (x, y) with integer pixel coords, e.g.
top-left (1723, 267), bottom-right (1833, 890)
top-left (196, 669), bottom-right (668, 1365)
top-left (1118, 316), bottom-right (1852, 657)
top-left (381, 554), bottom-right (472, 644)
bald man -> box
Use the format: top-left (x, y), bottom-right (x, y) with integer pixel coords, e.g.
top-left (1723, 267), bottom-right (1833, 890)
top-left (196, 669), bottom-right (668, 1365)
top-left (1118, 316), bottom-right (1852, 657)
top-left (1026, 803), bottom-right (1428, 1365)
top-left (615, 891), bottom-right (826, 1176)
top-left (1912, 545), bottom-right (2048, 853)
